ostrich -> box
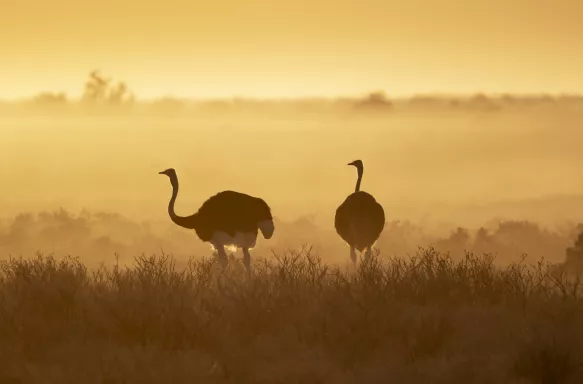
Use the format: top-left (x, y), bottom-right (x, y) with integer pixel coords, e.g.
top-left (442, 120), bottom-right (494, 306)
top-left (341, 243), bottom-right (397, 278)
top-left (334, 160), bottom-right (385, 264)
top-left (159, 168), bottom-right (274, 270)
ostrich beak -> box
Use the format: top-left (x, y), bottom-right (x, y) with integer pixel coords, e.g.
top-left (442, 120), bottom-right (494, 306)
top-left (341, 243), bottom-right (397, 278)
top-left (347, 161), bottom-right (355, 166)
top-left (158, 171), bottom-right (166, 175)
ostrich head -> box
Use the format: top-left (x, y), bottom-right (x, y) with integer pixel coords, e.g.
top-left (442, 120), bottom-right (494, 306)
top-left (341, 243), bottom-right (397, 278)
top-left (159, 168), bottom-right (178, 187)
top-left (347, 160), bottom-right (363, 171)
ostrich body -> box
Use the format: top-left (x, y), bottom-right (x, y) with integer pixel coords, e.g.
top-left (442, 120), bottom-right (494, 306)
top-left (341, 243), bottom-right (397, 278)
top-left (159, 168), bottom-right (274, 270)
top-left (334, 160), bottom-right (385, 264)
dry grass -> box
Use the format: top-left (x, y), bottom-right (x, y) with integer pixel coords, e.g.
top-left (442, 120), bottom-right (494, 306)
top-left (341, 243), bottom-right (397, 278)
top-left (0, 246), bottom-right (582, 383)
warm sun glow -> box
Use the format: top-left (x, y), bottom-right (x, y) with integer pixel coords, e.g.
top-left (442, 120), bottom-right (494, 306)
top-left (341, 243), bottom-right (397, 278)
top-left (210, 244), bottom-right (251, 254)
top-left (0, 0), bottom-right (582, 99)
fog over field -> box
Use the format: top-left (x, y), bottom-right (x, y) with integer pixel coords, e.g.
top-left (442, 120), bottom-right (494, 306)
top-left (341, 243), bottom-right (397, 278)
top-left (1, 96), bottom-right (583, 267)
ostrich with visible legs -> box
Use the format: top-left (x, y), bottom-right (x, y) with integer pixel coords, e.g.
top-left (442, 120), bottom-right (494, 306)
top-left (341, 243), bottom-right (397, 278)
top-left (334, 160), bottom-right (385, 264)
top-left (159, 168), bottom-right (274, 270)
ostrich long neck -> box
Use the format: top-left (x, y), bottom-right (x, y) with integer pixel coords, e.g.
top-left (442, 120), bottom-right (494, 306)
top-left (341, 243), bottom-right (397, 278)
top-left (355, 167), bottom-right (363, 192)
top-left (167, 177), bottom-right (197, 229)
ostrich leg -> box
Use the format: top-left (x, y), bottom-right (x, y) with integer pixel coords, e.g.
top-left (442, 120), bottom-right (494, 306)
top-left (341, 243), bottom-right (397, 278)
top-left (350, 246), bottom-right (357, 265)
top-left (242, 248), bottom-right (252, 271)
top-left (215, 244), bottom-right (229, 268)
top-left (364, 247), bottom-right (372, 262)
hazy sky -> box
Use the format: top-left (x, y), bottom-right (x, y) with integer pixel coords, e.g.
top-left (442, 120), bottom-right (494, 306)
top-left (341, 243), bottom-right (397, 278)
top-left (1, 0), bottom-right (582, 98)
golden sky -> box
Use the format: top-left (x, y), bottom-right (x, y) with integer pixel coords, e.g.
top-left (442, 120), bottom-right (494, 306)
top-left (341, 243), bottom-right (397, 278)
top-left (1, 0), bottom-right (582, 99)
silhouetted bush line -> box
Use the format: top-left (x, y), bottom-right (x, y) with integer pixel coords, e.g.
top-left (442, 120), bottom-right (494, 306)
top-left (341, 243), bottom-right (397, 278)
top-left (5, 73), bottom-right (583, 119)
top-left (0, 246), bottom-right (582, 382)
top-left (2, 208), bottom-right (581, 270)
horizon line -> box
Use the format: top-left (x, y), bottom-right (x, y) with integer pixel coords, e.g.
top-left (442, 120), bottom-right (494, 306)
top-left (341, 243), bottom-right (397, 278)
top-left (2, 90), bottom-right (583, 103)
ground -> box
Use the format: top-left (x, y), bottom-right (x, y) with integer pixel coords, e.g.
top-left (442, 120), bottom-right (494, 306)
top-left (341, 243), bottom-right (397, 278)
top-left (0, 246), bottom-right (582, 383)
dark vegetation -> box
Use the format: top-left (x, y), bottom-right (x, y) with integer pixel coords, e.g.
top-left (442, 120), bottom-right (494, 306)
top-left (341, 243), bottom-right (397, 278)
top-left (1, 209), bottom-right (582, 268)
top-left (1, 246), bottom-right (583, 383)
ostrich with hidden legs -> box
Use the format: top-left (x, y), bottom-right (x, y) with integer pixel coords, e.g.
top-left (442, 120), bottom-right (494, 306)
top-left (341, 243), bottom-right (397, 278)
top-left (335, 160), bottom-right (385, 264)
top-left (159, 168), bottom-right (274, 270)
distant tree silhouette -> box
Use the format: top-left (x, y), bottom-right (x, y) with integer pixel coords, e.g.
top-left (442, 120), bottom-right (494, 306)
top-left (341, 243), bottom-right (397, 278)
top-left (355, 91), bottom-right (392, 109)
top-left (473, 227), bottom-right (496, 253)
top-left (82, 70), bottom-right (108, 102)
top-left (108, 82), bottom-right (131, 104)
top-left (430, 227), bottom-right (471, 259)
top-left (467, 93), bottom-right (499, 111)
top-left (566, 226), bottom-right (583, 270)
top-left (82, 70), bottom-right (135, 105)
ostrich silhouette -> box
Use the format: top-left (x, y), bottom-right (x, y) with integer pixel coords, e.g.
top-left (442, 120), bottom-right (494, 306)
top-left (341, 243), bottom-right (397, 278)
top-left (334, 160), bottom-right (385, 264)
top-left (159, 168), bottom-right (274, 270)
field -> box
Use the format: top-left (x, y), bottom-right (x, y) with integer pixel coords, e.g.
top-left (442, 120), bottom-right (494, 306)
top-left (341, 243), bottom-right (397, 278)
top-left (0, 248), bottom-right (583, 383)
top-left (1, 100), bottom-right (583, 382)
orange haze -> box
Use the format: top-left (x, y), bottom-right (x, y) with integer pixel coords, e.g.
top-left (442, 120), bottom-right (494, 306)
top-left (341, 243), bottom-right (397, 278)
top-left (1, 0), bottom-right (583, 99)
